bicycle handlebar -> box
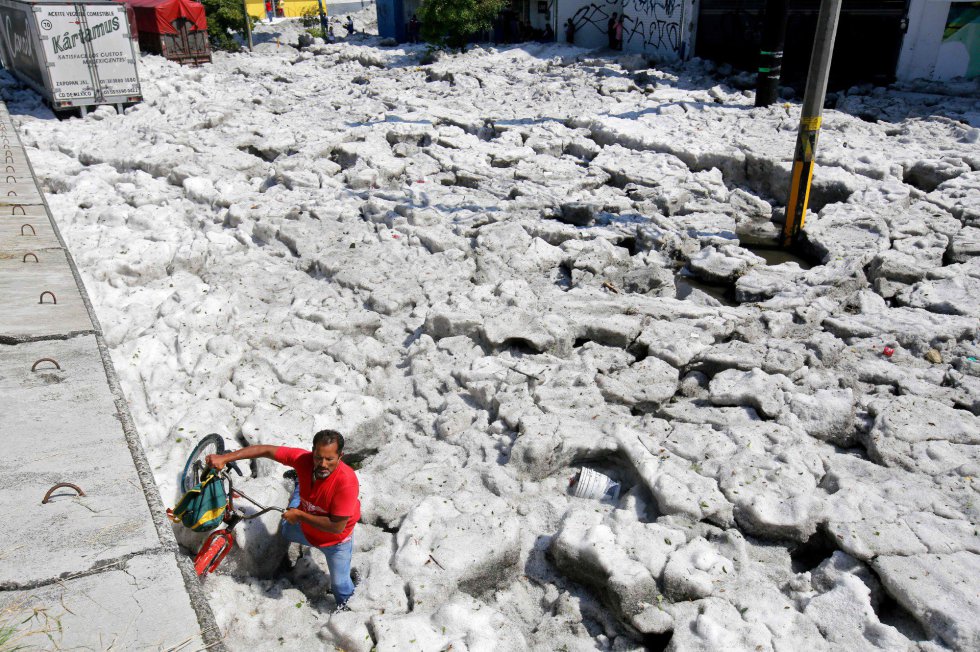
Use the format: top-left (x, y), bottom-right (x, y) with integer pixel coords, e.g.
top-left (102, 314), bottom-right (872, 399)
top-left (241, 505), bottom-right (285, 520)
top-left (216, 469), bottom-right (285, 518)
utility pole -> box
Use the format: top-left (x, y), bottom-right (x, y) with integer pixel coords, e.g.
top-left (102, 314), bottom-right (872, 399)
top-left (755, 0), bottom-right (788, 107)
top-left (242, 0), bottom-right (253, 51)
top-left (782, 0), bottom-right (842, 247)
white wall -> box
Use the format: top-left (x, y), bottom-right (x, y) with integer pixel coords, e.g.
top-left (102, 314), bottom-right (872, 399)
top-left (556, 0), bottom-right (619, 49)
top-left (530, 0), bottom-right (555, 31)
top-left (555, 0), bottom-right (696, 59)
top-left (897, 0), bottom-right (978, 80)
top-left (621, 0), bottom-right (696, 60)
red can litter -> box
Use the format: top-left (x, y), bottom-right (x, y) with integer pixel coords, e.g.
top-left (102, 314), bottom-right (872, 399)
top-left (883, 346), bottom-right (895, 357)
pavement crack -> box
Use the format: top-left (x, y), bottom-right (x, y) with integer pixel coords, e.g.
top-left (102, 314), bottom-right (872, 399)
top-left (0, 549), bottom-right (163, 591)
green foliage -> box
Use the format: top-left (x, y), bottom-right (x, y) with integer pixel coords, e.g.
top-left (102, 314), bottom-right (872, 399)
top-left (417, 0), bottom-right (507, 51)
top-left (201, 0), bottom-right (257, 52)
top-left (300, 6), bottom-right (319, 28)
top-left (0, 624), bottom-right (21, 652)
top-left (0, 602), bottom-right (62, 651)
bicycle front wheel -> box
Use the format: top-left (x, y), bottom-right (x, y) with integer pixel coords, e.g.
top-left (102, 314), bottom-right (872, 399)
top-left (180, 433), bottom-right (226, 494)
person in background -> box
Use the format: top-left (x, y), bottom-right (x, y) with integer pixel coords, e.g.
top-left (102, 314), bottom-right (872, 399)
top-left (565, 18), bottom-right (576, 45)
top-left (615, 14), bottom-right (625, 51)
top-left (345, 15), bottom-right (355, 37)
top-left (607, 12), bottom-right (617, 49)
top-left (408, 14), bottom-right (421, 43)
top-left (265, 0), bottom-right (274, 23)
top-left (542, 22), bottom-right (554, 42)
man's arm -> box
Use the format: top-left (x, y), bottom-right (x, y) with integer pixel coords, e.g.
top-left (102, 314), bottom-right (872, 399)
top-left (283, 510), bottom-right (349, 533)
top-left (206, 445), bottom-right (280, 470)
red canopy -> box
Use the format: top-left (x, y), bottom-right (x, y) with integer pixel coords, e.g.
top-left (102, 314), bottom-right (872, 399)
top-left (118, 0), bottom-right (208, 35)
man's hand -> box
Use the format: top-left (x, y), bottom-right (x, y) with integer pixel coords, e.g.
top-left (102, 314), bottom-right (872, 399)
top-left (282, 509), bottom-right (348, 533)
top-left (200, 445), bottom-right (278, 474)
top-left (282, 508), bottom-right (304, 525)
top-left (205, 453), bottom-right (229, 470)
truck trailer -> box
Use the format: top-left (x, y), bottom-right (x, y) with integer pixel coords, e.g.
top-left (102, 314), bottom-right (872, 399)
top-left (118, 0), bottom-right (210, 66)
top-left (0, 0), bottom-right (142, 115)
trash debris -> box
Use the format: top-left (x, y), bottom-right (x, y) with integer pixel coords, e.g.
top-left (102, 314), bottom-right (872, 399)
top-left (570, 468), bottom-right (621, 503)
top-left (882, 346), bottom-right (895, 358)
top-left (925, 349), bottom-right (942, 364)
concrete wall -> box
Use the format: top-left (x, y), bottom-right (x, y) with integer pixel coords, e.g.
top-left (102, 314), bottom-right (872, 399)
top-left (897, 0), bottom-right (980, 80)
top-left (0, 100), bottom-right (223, 652)
top-left (556, 0), bottom-right (697, 59)
top-left (527, 0), bottom-right (556, 31)
top-left (556, 0), bottom-right (617, 48)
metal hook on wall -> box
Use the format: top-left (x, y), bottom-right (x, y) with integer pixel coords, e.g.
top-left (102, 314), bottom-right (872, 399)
top-left (42, 483), bottom-right (85, 504)
top-left (31, 358), bottom-right (61, 372)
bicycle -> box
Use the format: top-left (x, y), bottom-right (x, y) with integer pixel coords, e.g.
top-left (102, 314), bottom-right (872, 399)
top-left (179, 434), bottom-right (286, 577)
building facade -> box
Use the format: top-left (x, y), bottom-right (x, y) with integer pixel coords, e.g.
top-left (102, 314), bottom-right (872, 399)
top-left (556, 0), bottom-right (699, 60)
top-left (897, 0), bottom-right (979, 80)
top-left (374, 0), bottom-right (978, 83)
top-left (246, 0), bottom-right (366, 20)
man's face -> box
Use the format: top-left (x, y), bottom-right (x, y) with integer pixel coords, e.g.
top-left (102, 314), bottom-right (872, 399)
top-left (312, 441), bottom-right (342, 480)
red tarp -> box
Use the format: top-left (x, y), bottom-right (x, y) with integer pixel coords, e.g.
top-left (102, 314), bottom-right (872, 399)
top-left (117, 0), bottom-right (208, 35)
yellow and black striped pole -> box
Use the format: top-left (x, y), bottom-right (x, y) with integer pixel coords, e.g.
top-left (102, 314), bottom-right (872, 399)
top-left (782, 0), bottom-right (843, 248)
top-left (783, 115), bottom-right (821, 246)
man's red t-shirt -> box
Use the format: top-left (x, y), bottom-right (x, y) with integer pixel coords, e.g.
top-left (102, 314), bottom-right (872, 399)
top-left (275, 446), bottom-right (360, 547)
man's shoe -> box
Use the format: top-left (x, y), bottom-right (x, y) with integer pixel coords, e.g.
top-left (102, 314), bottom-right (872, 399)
top-left (335, 601), bottom-right (352, 613)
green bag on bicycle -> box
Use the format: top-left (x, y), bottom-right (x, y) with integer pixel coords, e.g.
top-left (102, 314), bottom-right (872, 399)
top-left (169, 469), bottom-right (227, 532)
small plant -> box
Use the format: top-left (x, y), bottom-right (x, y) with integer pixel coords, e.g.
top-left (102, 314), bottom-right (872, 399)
top-left (0, 600), bottom-right (62, 651)
top-left (299, 6), bottom-right (319, 28)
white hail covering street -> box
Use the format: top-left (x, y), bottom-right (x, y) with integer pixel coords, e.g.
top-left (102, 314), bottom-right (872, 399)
top-left (3, 9), bottom-right (980, 651)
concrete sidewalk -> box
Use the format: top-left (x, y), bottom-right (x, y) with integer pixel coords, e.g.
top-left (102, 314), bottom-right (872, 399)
top-left (0, 102), bottom-right (223, 651)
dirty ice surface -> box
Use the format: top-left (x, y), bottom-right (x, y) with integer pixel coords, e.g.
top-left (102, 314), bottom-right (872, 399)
top-left (5, 11), bottom-right (980, 652)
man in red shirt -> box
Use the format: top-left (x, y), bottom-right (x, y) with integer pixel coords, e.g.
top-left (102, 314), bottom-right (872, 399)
top-left (206, 429), bottom-right (360, 608)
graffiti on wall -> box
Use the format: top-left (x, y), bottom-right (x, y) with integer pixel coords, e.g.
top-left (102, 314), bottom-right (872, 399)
top-left (568, 0), bottom-right (618, 37)
top-left (623, 0), bottom-right (683, 54)
top-left (566, 0), bottom-right (684, 56)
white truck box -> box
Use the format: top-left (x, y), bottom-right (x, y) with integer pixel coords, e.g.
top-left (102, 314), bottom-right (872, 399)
top-left (0, 0), bottom-right (142, 114)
